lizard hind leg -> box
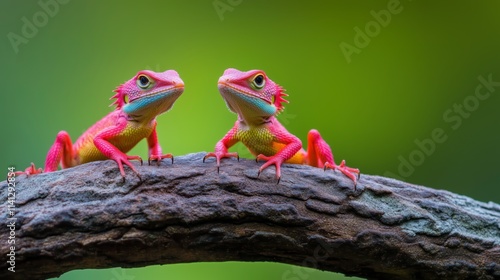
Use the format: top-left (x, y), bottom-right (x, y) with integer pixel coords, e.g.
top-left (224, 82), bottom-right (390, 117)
top-left (306, 129), bottom-right (360, 185)
top-left (306, 129), bottom-right (334, 168)
top-left (44, 131), bottom-right (75, 172)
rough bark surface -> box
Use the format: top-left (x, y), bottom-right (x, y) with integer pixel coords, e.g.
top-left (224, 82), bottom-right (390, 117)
top-left (1, 152), bottom-right (499, 280)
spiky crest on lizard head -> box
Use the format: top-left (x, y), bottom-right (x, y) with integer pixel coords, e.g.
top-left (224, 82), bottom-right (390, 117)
top-left (217, 68), bottom-right (288, 125)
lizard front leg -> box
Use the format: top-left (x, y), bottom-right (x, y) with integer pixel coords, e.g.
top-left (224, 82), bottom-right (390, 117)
top-left (93, 117), bottom-right (142, 179)
top-left (147, 120), bottom-right (173, 165)
top-left (15, 131), bottom-right (75, 176)
top-left (306, 129), bottom-right (360, 186)
top-left (256, 132), bottom-right (302, 183)
top-left (203, 124), bottom-right (239, 172)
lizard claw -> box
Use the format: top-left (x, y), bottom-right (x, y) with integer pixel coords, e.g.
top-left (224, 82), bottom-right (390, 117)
top-left (148, 153), bottom-right (174, 166)
top-left (129, 155), bottom-right (143, 166)
top-left (114, 155), bottom-right (142, 180)
top-left (202, 152), bottom-right (214, 163)
top-left (256, 154), bottom-right (282, 184)
top-left (14, 162), bottom-right (43, 177)
top-left (203, 152), bottom-right (239, 173)
top-left (324, 160), bottom-right (360, 189)
top-left (257, 168), bottom-right (281, 184)
top-left (256, 154), bottom-right (271, 162)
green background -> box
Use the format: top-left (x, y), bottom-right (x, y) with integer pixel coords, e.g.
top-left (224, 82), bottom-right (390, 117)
top-left (1, 0), bottom-right (499, 279)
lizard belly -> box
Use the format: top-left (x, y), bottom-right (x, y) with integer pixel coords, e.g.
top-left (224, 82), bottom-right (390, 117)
top-left (237, 127), bottom-right (305, 164)
top-left (74, 116), bottom-right (153, 164)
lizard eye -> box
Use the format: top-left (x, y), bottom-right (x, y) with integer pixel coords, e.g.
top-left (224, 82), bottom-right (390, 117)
top-left (137, 75), bottom-right (151, 89)
top-left (252, 74), bottom-right (265, 89)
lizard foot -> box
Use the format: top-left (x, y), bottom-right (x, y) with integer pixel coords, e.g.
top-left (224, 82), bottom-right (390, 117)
top-left (113, 155), bottom-right (142, 180)
top-left (14, 162), bottom-right (43, 176)
top-left (256, 154), bottom-right (282, 184)
top-left (203, 152), bottom-right (239, 173)
top-left (324, 160), bottom-right (360, 189)
top-left (148, 153), bottom-right (174, 166)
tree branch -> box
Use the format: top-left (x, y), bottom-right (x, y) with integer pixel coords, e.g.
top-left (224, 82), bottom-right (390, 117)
top-left (1, 152), bottom-right (499, 280)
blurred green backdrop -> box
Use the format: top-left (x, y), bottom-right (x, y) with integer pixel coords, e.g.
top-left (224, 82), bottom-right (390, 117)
top-left (1, 0), bottom-right (499, 279)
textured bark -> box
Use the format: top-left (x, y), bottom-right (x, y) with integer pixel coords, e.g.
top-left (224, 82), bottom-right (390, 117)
top-left (1, 152), bottom-right (499, 280)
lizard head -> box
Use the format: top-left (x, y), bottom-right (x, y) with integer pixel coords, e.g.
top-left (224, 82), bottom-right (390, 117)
top-left (112, 69), bottom-right (184, 120)
top-left (217, 68), bottom-right (288, 125)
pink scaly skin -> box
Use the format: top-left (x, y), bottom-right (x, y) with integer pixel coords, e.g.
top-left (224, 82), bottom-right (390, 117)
top-left (17, 70), bottom-right (184, 179)
top-left (204, 68), bottom-right (360, 186)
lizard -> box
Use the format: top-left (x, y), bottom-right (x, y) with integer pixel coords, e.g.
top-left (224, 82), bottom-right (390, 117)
top-left (203, 68), bottom-right (360, 185)
top-left (16, 69), bottom-right (185, 179)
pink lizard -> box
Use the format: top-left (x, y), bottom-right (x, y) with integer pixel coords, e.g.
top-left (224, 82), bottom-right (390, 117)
top-left (204, 68), bottom-right (360, 185)
top-left (18, 70), bottom-right (184, 178)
